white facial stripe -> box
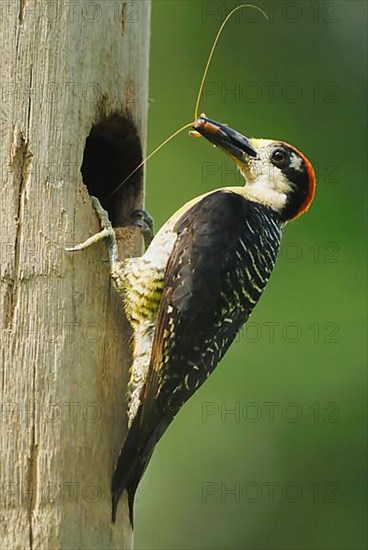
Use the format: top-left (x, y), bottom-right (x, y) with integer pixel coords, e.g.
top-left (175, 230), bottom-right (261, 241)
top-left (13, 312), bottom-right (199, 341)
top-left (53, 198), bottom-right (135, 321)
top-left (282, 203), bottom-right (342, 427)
top-left (289, 153), bottom-right (303, 171)
top-left (243, 170), bottom-right (292, 211)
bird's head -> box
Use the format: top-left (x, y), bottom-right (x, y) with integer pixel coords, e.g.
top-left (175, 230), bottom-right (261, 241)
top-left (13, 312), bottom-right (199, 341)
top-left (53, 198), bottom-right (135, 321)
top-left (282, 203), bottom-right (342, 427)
top-left (192, 115), bottom-right (316, 222)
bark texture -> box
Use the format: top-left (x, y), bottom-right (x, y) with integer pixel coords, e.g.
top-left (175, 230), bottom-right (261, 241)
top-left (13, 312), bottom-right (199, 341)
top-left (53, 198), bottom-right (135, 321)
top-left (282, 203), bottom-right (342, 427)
top-left (0, 1), bottom-right (150, 548)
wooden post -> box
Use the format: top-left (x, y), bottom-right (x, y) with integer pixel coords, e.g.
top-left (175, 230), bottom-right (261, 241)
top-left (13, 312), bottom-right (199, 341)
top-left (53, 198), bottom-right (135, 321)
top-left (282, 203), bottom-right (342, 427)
top-left (0, 1), bottom-right (150, 548)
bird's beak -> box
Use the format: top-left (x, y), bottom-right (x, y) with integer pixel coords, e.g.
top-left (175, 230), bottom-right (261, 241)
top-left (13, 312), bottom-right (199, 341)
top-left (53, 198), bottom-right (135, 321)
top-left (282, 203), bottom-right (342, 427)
top-left (192, 115), bottom-right (258, 160)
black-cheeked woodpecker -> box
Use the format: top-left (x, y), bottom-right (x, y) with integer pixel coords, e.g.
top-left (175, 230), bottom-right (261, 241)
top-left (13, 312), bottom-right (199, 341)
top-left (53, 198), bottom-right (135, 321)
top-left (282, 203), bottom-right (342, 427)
top-left (68, 115), bottom-right (316, 526)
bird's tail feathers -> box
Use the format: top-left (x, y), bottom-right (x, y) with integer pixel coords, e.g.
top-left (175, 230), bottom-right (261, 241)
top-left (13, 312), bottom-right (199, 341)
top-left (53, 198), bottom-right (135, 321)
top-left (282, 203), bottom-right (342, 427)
top-left (111, 412), bottom-right (146, 525)
top-left (111, 410), bottom-right (171, 526)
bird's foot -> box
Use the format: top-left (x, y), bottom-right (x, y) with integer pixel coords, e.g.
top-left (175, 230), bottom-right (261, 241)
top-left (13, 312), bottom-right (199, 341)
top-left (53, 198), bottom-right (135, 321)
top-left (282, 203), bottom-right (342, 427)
top-left (130, 209), bottom-right (154, 249)
top-left (65, 196), bottom-right (118, 266)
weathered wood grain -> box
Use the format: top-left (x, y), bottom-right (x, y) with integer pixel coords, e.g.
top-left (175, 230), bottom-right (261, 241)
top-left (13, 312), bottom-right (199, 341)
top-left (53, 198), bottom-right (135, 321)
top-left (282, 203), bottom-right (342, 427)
top-left (0, 1), bottom-right (150, 547)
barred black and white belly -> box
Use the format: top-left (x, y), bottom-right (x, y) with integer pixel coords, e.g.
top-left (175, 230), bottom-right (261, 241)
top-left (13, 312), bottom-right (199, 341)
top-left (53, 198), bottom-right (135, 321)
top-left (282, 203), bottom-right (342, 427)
top-left (111, 216), bottom-right (178, 424)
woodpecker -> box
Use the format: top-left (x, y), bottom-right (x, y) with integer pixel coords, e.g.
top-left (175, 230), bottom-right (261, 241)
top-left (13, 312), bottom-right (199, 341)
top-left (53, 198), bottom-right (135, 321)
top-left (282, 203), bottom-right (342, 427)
top-left (68, 115), bottom-right (316, 526)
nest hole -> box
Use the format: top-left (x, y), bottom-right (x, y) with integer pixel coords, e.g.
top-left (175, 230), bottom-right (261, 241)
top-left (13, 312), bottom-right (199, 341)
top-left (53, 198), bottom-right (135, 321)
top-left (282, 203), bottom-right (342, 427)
top-left (81, 112), bottom-right (143, 226)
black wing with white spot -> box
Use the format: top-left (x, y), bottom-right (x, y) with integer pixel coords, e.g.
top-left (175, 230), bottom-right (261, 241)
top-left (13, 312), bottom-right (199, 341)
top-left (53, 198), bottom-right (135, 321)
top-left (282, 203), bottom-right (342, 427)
top-left (142, 190), bottom-right (282, 417)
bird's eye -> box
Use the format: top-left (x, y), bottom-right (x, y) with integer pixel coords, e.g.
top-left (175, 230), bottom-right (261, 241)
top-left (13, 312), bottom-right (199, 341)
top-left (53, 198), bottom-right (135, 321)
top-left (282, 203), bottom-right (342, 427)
top-left (271, 148), bottom-right (288, 167)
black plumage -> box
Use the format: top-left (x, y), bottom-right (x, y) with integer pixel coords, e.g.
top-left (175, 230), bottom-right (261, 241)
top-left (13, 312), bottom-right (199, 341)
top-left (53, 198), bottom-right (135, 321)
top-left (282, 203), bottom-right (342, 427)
top-left (111, 189), bottom-right (282, 524)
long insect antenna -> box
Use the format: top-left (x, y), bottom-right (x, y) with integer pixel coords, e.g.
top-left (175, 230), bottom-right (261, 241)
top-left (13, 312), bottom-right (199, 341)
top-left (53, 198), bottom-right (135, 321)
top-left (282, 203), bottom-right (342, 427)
top-left (107, 4), bottom-right (269, 201)
top-left (194, 4), bottom-right (269, 120)
top-left (106, 122), bottom-right (193, 201)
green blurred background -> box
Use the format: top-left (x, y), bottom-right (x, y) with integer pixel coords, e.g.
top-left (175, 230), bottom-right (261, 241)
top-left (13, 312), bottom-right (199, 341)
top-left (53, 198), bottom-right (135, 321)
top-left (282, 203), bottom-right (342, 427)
top-left (136, 1), bottom-right (367, 548)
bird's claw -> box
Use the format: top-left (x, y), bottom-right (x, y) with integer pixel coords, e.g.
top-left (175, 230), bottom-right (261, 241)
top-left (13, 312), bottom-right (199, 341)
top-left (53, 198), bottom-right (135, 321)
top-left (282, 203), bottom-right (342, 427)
top-left (65, 196), bottom-right (118, 266)
top-left (130, 209), bottom-right (154, 248)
